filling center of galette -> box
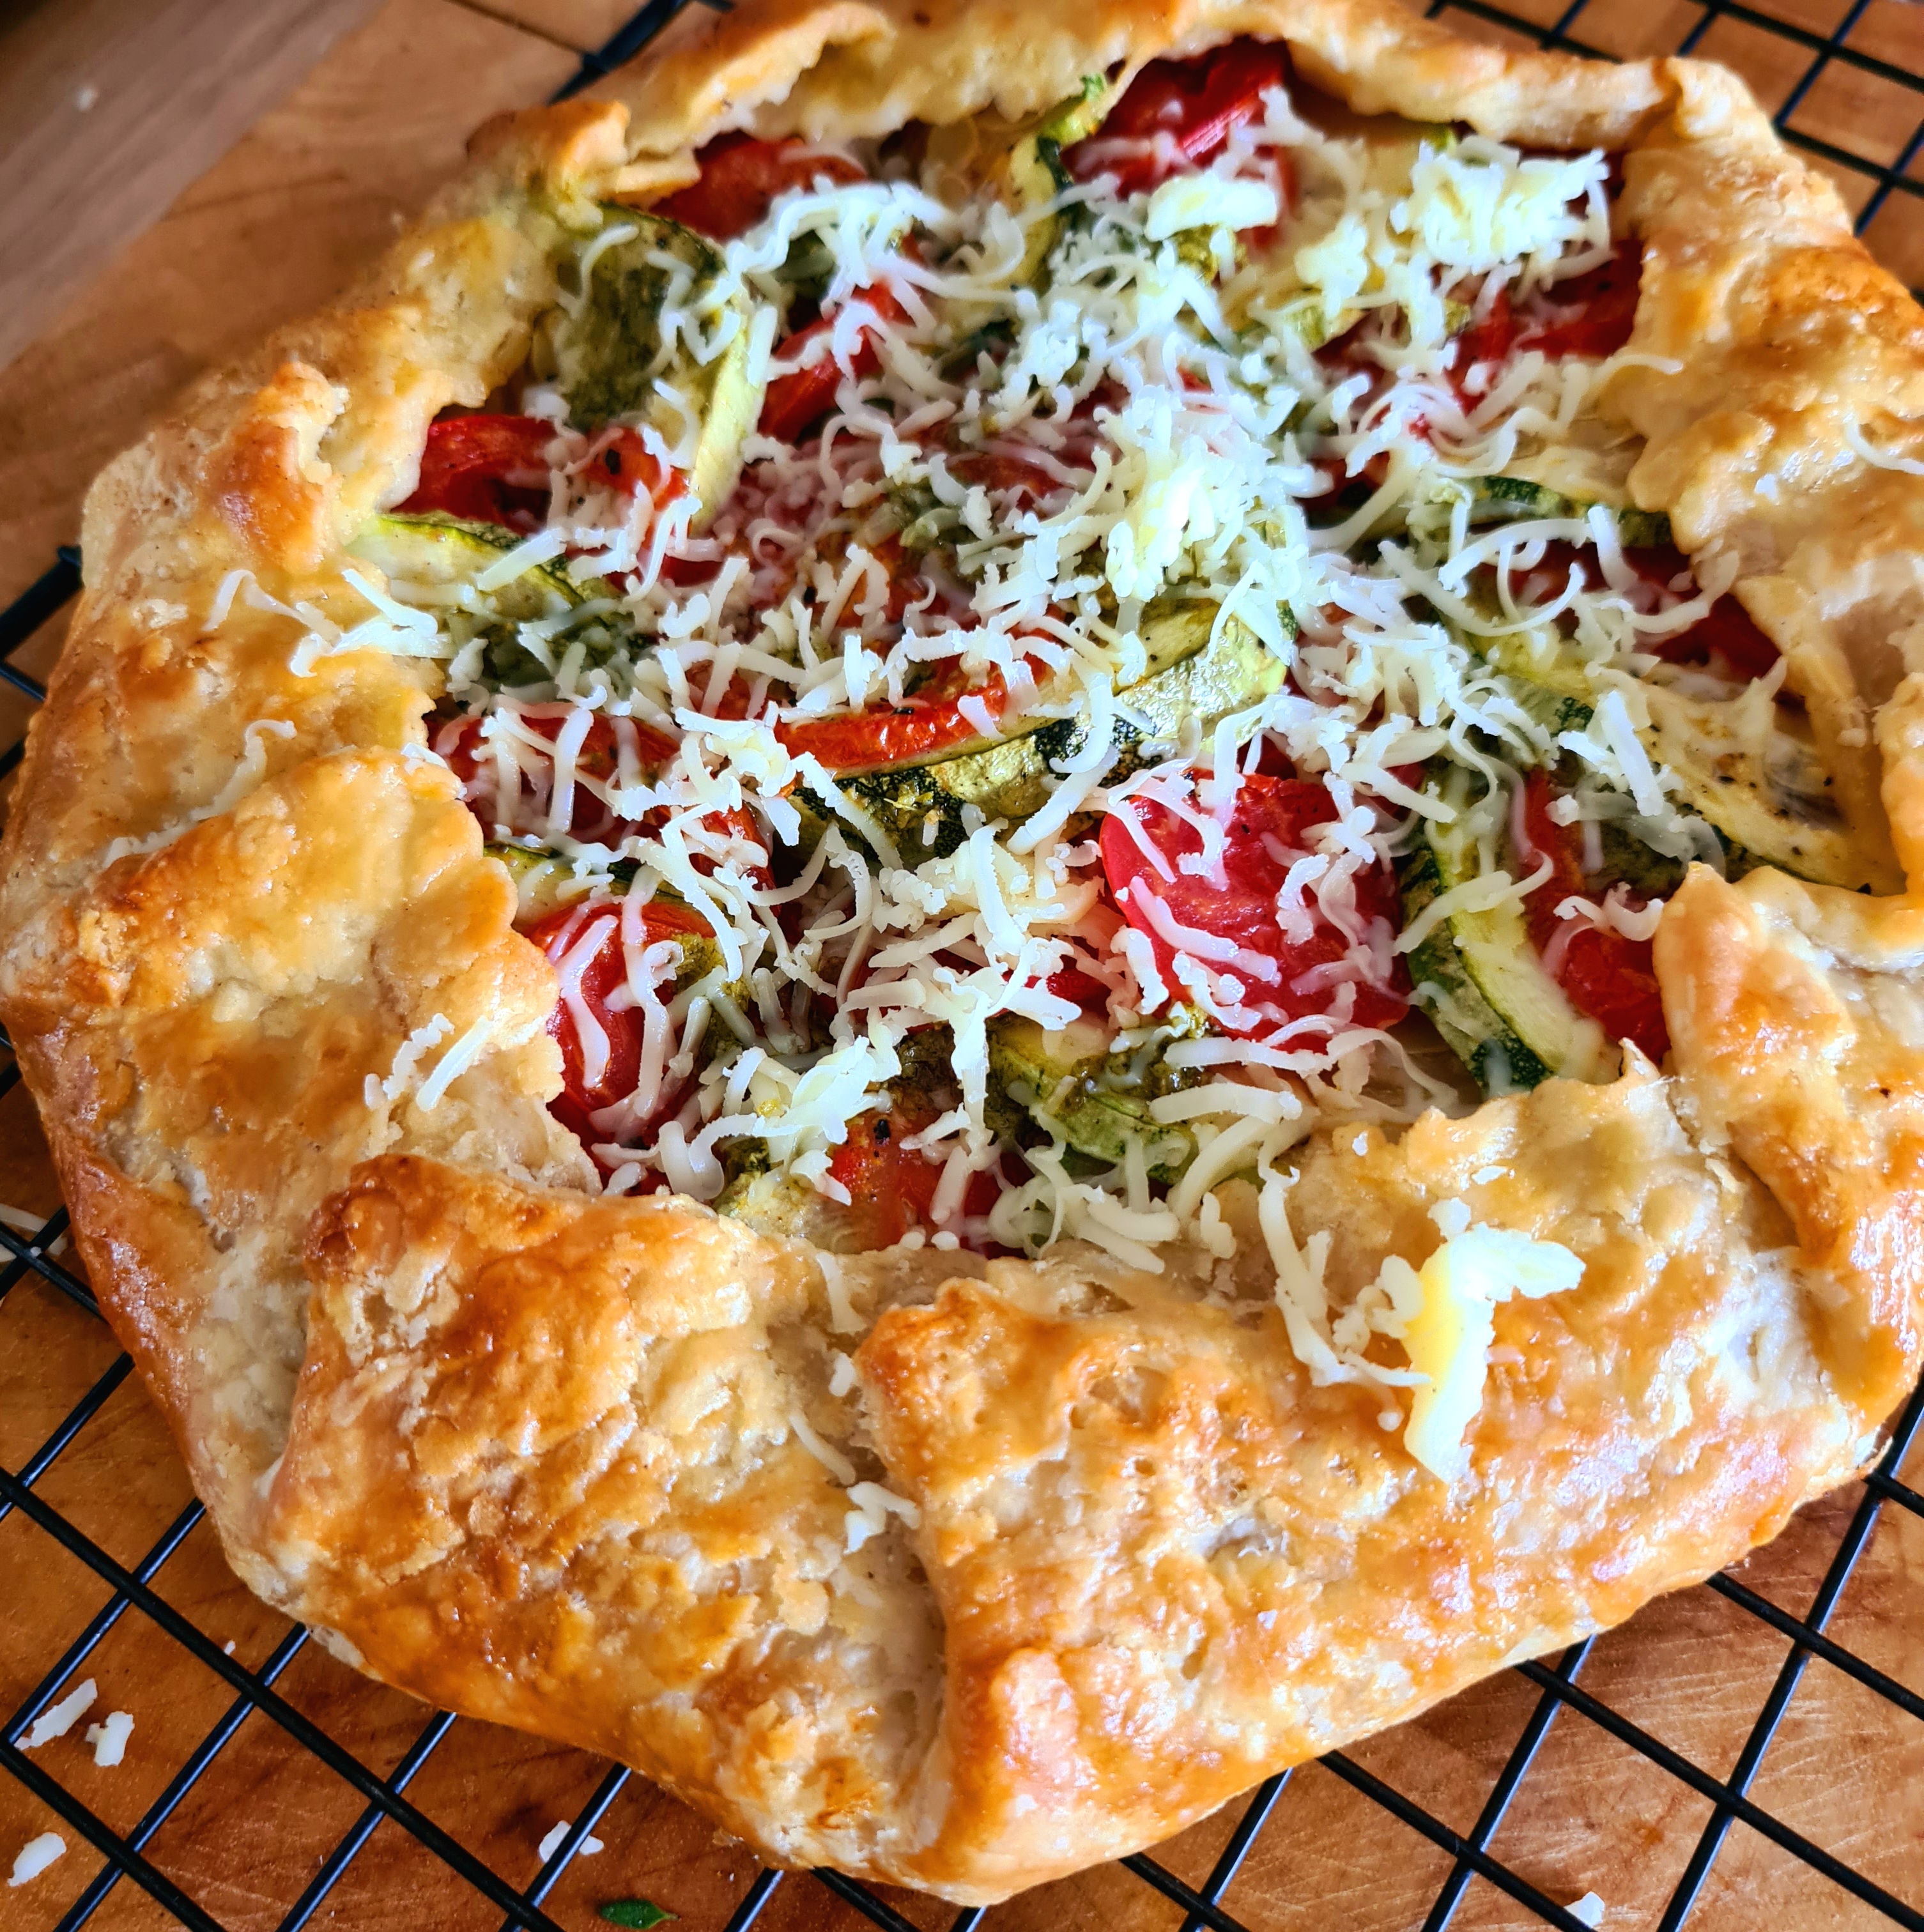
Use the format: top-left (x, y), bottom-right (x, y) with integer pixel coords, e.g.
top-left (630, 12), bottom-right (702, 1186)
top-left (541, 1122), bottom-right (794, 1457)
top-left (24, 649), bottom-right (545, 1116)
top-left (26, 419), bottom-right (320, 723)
top-left (330, 42), bottom-right (1857, 1473)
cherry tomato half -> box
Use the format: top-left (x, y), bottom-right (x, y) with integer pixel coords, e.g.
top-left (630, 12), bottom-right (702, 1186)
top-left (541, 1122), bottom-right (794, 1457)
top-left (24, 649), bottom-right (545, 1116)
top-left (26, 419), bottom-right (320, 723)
top-left (1520, 770), bottom-right (1668, 1064)
top-left (656, 133), bottom-right (865, 241)
top-left (1100, 775), bottom-right (1408, 1034)
top-left (758, 285), bottom-right (910, 444)
top-left (527, 894), bottom-right (712, 1147)
top-left (400, 413), bottom-right (557, 529)
top-left (1520, 240), bottom-right (1642, 361)
top-left (1065, 38), bottom-right (1293, 197)
top-left (825, 1110), bottom-right (1005, 1248)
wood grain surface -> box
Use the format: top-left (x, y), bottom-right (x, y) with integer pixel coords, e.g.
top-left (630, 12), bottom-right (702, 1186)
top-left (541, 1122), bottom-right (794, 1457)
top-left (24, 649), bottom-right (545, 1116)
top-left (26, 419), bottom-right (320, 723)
top-left (3, 3), bottom-right (1923, 1928)
top-left (0, 0), bottom-right (385, 380)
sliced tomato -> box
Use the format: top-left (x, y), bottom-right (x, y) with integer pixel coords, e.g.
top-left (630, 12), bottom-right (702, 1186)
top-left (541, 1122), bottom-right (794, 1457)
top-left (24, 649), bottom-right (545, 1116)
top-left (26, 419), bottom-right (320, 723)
top-left (758, 286), bottom-right (909, 444)
top-left (583, 425), bottom-right (683, 505)
top-left (1100, 775), bottom-right (1408, 1034)
top-left (1451, 285), bottom-right (1521, 392)
top-left (1045, 963), bottom-right (1114, 1013)
top-left (1065, 38), bottom-right (1293, 197)
top-left (527, 894), bottom-right (711, 1147)
top-left (1498, 540), bottom-right (1779, 686)
top-left (951, 450), bottom-right (1063, 500)
top-left (777, 666), bottom-right (1008, 774)
top-left (1621, 545), bottom-right (1779, 683)
top-left (401, 413), bottom-right (557, 530)
top-left (1520, 770), bottom-right (1668, 1064)
top-left (440, 710), bottom-right (677, 841)
top-left (1520, 240), bottom-right (1642, 361)
top-left (826, 1110), bottom-right (1005, 1248)
top-left (655, 132), bottom-right (865, 241)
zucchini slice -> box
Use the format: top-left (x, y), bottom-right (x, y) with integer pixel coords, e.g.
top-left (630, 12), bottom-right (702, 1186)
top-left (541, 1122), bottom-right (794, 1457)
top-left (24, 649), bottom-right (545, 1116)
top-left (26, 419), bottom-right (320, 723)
top-left (487, 841), bottom-right (583, 920)
top-left (801, 601), bottom-right (1286, 855)
top-left (1418, 473), bottom-right (1670, 549)
top-left (1399, 763), bottom-right (1612, 1096)
top-left (1474, 632), bottom-right (1893, 893)
top-left (987, 1013), bottom-right (1195, 1176)
top-left (1003, 78), bottom-right (1112, 288)
top-left (1640, 684), bottom-right (1899, 894)
top-left (542, 210), bottom-right (766, 525)
top-left (348, 511), bottom-right (640, 687)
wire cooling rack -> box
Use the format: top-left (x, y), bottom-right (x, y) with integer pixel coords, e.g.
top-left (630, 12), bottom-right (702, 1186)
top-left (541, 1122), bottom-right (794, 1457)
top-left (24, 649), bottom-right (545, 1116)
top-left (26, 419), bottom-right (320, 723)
top-left (4, 0), bottom-right (1924, 1926)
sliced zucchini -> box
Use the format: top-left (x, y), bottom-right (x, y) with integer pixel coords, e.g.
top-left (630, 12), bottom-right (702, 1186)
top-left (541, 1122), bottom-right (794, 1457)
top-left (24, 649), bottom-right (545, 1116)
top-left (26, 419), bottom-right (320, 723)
top-left (351, 512), bottom-right (577, 612)
top-left (801, 601), bottom-right (1286, 855)
top-left (712, 1165), bottom-right (859, 1248)
top-left (541, 210), bottom-right (766, 525)
top-left (1247, 289), bottom-right (1360, 352)
top-left (1399, 762), bottom-right (1612, 1096)
top-left (1001, 77), bottom-right (1112, 287)
top-left (1474, 631), bottom-right (1891, 893)
top-left (487, 841), bottom-right (585, 920)
top-left (348, 511), bottom-right (640, 687)
top-left (1418, 474), bottom-right (1670, 549)
top-left (1641, 684), bottom-right (1899, 894)
top-left (987, 1013), bottom-right (1195, 1176)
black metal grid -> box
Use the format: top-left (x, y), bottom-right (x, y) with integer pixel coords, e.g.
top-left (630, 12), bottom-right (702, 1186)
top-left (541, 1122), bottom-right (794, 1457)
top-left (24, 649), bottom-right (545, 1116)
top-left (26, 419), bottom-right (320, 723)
top-left (4, 0), bottom-right (1924, 1925)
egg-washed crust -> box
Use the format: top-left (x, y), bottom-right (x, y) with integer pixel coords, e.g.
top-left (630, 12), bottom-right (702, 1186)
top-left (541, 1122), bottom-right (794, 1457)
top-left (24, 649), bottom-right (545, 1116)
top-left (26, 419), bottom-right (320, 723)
top-left (5, 0), bottom-right (1924, 1901)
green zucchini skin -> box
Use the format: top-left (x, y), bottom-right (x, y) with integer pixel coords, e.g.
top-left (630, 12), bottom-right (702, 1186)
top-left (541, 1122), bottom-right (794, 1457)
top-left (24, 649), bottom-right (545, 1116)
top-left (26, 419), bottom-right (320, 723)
top-left (1397, 835), bottom-right (1556, 1098)
top-left (986, 1013), bottom-right (1196, 1176)
top-left (1397, 763), bottom-right (1608, 1098)
top-left (1003, 78), bottom-right (1112, 288)
top-left (1420, 473), bottom-right (1672, 549)
top-left (348, 510), bottom-right (641, 687)
top-left (543, 210), bottom-right (765, 525)
top-left (792, 601), bottom-right (1288, 855)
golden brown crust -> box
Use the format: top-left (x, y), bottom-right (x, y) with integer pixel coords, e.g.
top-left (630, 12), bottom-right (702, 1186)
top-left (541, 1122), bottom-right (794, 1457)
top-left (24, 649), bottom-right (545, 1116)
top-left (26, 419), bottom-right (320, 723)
top-left (5, 0), bottom-right (1924, 1903)
top-left (594, 0), bottom-right (1671, 169)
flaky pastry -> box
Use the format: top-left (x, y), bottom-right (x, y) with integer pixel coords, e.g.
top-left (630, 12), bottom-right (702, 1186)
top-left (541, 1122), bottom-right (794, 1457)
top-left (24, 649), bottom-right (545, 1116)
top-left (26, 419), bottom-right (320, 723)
top-left (6, 0), bottom-right (1924, 1902)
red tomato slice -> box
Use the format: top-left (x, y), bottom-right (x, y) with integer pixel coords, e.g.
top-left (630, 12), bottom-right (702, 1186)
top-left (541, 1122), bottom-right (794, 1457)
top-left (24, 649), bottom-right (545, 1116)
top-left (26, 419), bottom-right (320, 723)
top-left (776, 668), bottom-right (1008, 774)
top-left (440, 710), bottom-right (677, 841)
top-left (1065, 38), bottom-right (1293, 197)
top-left (1520, 770), bottom-right (1668, 1064)
top-left (951, 451), bottom-right (1063, 500)
top-left (582, 425), bottom-right (684, 506)
top-left (1621, 545), bottom-right (1779, 683)
top-left (1045, 963), bottom-right (1113, 1013)
top-left (1451, 285), bottom-right (1521, 393)
top-left (825, 1110), bottom-right (1005, 1248)
top-left (527, 894), bottom-right (711, 1147)
top-left (1100, 775), bottom-right (1408, 1034)
top-left (401, 413), bottom-right (557, 530)
top-left (758, 286), bottom-right (909, 443)
top-left (441, 711), bottom-right (769, 882)
top-left (655, 132), bottom-right (865, 241)
top-left (1495, 540), bottom-right (1779, 687)
top-left (1520, 240), bottom-right (1642, 361)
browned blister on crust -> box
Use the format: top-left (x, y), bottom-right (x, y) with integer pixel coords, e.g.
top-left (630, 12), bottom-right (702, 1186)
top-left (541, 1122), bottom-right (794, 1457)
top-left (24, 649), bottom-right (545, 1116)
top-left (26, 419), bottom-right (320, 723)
top-left (4, 0), bottom-right (1924, 1902)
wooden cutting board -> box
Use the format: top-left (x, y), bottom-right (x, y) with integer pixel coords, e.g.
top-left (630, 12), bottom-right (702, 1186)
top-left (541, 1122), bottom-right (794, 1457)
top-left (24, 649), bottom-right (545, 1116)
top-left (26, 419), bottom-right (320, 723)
top-left (3, 4), bottom-right (1923, 1926)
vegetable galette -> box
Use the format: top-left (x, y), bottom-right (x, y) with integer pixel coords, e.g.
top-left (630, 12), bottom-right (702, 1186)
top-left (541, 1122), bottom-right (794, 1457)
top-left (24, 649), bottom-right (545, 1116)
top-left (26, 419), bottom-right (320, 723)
top-left (6, 0), bottom-right (1924, 1901)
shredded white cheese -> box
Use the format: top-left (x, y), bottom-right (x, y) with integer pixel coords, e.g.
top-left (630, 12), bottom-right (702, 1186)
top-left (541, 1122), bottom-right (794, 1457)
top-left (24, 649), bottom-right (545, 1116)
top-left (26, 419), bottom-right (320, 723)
top-left (21, 1679), bottom-right (94, 1748)
top-left (85, 1712), bottom-right (134, 1768)
top-left (8, 1835), bottom-right (64, 1888)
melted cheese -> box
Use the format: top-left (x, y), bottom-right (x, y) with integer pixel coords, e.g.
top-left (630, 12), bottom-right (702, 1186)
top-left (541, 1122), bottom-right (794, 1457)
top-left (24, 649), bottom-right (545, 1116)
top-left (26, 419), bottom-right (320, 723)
top-left (1399, 1216), bottom-right (1584, 1480)
top-left (318, 68), bottom-right (1722, 1261)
